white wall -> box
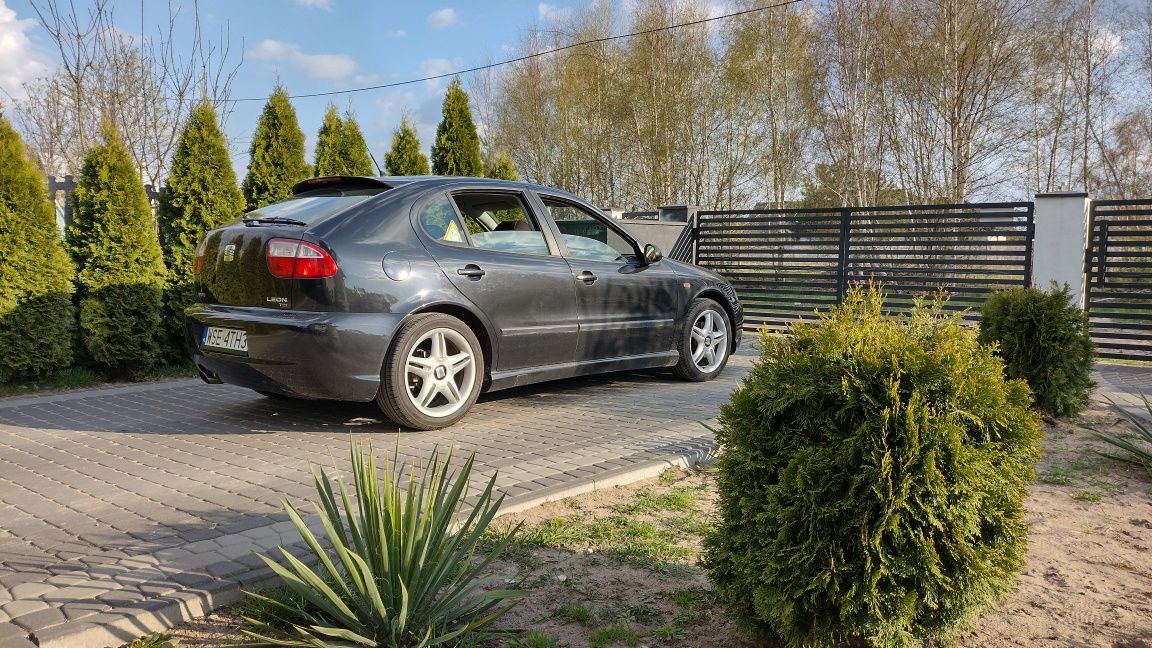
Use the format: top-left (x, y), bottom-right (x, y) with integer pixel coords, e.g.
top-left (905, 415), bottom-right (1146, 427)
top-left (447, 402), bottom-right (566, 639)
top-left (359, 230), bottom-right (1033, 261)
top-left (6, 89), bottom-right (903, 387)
top-left (1032, 192), bottom-right (1091, 307)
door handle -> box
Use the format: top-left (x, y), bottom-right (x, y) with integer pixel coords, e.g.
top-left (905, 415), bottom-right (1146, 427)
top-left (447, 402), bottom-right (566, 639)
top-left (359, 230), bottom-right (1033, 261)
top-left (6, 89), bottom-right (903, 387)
top-left (457, 264), bottom-right (485, 280)
top-left (577, 271), bottom-right (597, 285)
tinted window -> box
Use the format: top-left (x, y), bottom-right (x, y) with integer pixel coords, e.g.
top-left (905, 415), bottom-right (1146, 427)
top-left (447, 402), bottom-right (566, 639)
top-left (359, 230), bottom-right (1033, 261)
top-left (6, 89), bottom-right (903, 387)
top-left (246, 188), bottom-right (381, 225)
top-left (419, 195), bottom-right (468, 244)
top-left (544, 199), bottom-right (636, 262)
top-left (452, 193), bottom-right (550, 256)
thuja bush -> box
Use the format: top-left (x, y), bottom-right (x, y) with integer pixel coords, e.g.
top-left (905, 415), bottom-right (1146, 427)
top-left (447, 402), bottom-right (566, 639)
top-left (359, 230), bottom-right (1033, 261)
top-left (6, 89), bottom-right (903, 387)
top-left (978, 283), bottom-right (1095, 417)
top-left (704, 287), bottom-right (1041, 648)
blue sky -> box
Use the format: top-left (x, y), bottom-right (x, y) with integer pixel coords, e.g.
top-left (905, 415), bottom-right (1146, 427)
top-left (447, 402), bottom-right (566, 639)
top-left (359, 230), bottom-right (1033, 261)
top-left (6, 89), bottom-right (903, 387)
top-left (0, 0), bottom-right (582, 175)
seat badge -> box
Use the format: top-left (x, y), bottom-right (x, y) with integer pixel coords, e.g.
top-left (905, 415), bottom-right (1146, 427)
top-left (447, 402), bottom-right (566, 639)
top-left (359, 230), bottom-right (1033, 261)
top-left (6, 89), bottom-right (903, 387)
top-left (223, 244), bottom-right (236, 262)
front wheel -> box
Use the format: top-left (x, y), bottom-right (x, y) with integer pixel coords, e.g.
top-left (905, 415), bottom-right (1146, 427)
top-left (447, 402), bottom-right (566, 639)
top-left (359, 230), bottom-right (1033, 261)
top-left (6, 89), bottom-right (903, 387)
top-left (672, 298), bottom-right (731, 382)
top-left (376, 313), bottom-right (484, 430)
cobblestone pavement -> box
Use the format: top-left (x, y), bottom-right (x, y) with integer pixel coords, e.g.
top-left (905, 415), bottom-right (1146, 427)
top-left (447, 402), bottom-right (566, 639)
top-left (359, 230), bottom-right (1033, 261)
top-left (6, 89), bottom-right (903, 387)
top-left (0, 353), bottom-right (755, 648)
top-left (0, 354), bottom-right (1148, 647)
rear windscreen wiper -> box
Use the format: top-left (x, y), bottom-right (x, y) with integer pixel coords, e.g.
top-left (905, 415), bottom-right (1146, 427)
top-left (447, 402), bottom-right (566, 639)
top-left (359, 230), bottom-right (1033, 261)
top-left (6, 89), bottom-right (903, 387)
top-left (242, 215), bottom-right (308, 227)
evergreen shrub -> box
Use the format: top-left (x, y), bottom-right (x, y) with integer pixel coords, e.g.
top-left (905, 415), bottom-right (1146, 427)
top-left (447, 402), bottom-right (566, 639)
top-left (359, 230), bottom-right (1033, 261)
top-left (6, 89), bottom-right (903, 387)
top-left (242, 86), bottom-right (308, 210)
top-left (158, 103), bottom-right (245, 362)
top-left (704, 286), bottom-right (1041, 648)
top-left (68, 124), bottom-right (167, 379)
top-left (978, 283), bottom-right (1095, 417)
top-left (0, 113), bottom-right (75, 381)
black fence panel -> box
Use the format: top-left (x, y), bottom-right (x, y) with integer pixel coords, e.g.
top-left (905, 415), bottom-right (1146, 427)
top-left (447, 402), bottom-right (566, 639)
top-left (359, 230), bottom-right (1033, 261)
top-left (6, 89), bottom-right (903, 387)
top-left (694, 203), bottom-right (1034, 331)
top-left (1085, 200), bottom-right (1152, 361)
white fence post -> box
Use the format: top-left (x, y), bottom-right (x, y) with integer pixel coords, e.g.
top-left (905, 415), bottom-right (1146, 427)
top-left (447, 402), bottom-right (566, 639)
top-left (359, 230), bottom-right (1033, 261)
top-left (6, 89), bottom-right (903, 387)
top-left (1032, 192), bottom-right (1091, 308)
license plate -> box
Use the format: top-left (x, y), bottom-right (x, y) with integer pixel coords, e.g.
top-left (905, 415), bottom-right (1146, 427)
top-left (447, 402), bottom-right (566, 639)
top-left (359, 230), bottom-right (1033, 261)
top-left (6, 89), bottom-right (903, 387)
top-left (201, 326), bottom-right (248, 353)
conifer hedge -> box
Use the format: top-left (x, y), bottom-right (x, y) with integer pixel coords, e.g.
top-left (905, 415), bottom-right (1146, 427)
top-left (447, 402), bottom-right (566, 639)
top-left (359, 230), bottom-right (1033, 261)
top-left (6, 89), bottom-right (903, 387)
top-left (242, 86), bottom-right (308, 210)
top-left (431, 79), bottom-right (482, 177)
top-left (158, 103), bottom-right (245, 362)
top-left (978, 284), bottom-right (1095, 417)
top-left (67, 124), bottom-right (167, 378)
top-left (704, 287), bottom-right (1041, 648)
top-left (314, 105), bottom-right (374, 177)
top-left (385, 116), bottom-right (430, 176)
top-left (0, 113), bottom-right (75, 382)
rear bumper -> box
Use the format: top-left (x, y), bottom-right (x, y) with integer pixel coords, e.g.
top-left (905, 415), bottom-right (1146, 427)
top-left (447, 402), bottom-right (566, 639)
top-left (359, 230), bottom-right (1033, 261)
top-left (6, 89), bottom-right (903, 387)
top-left (185, 305), bottom-right (403, 401)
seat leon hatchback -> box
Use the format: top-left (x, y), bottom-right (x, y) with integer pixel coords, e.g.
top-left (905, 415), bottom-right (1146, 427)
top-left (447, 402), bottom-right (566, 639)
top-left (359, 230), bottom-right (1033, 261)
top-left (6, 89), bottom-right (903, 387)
top-left (187, 176), bottom-right (743, 430)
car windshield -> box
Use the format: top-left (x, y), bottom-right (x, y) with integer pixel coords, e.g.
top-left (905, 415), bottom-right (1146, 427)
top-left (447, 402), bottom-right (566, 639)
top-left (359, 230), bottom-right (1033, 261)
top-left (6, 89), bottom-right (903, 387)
top-left (244, 188), bottom-right (382, 225)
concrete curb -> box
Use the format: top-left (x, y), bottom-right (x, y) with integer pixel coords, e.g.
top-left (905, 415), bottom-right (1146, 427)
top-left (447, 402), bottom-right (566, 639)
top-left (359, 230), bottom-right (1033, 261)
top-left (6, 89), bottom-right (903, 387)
top-left (17, 439), bottom-right (719, 648)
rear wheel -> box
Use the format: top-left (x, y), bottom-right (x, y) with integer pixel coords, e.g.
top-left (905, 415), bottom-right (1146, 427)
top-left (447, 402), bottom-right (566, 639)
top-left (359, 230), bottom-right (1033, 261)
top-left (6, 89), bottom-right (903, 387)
top-left (376, 313), bottom-right (484, 430)
top-left (672, 298), bottom-right (731, 382)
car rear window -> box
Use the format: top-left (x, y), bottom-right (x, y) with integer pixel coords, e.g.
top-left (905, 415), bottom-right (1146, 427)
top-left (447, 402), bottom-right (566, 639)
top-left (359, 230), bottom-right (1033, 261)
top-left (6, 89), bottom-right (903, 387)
top-left (244, 188), bottom-right (383, 225)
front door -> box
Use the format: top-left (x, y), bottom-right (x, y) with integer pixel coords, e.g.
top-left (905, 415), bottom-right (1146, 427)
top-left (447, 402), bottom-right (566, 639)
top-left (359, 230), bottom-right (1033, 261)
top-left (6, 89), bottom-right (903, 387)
top-left (419, 191), bottom-right (579, 372)
top-left (536, 195), bottom-right (685, 362)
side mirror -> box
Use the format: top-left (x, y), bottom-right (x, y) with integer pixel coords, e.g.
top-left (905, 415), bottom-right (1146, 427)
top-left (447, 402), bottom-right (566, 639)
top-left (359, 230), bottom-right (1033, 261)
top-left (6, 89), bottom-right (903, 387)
top-left (643, 243), bottom-right (664, 265)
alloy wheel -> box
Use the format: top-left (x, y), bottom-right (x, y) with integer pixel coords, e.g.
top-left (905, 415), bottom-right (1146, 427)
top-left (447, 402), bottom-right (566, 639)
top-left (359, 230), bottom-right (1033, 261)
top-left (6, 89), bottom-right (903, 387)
top-left (404, 327), bottom-right (477, 418)
top-left (690, 309), bottom-right (728, 373)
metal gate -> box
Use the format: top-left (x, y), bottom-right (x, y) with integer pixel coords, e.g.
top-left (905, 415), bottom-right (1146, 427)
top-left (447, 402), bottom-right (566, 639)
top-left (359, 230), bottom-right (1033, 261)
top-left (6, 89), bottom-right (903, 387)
top-left (693, 203), bottom-right (1035, 331)
top-left (1085, 200), bottom-right (1152, 361)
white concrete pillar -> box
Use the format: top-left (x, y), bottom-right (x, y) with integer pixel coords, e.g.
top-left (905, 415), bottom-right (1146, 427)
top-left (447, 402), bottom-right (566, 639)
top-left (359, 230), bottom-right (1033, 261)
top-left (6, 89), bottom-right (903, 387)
top-left (1032, 192), bottom-right (1091, 308)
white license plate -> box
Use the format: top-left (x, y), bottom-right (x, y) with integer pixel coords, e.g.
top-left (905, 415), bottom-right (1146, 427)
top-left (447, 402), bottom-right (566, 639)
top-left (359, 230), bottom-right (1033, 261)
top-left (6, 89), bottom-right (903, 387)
top-left (201, 326), bottom-right (248, 353)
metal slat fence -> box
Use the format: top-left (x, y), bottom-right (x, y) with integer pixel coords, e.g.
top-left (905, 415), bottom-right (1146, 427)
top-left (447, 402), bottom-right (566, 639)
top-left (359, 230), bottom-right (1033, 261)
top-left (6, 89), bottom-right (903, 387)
top-left (693, 203), bottom-right (1035, 331)
top-left (1085, 200), bottom-right (1152, 361)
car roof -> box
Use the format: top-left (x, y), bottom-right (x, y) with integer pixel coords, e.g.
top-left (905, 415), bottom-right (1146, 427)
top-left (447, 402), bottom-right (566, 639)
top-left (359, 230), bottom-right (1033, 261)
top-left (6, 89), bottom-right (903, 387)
top-left (291, 175), bottom-right (587, 203)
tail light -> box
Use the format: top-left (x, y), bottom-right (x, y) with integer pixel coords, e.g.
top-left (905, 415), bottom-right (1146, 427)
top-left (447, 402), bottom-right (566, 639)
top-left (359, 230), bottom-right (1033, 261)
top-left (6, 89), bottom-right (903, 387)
top-left (193, 238), bottom-right (208, 275)
top-left (266, 238), bottom-right (339, 279)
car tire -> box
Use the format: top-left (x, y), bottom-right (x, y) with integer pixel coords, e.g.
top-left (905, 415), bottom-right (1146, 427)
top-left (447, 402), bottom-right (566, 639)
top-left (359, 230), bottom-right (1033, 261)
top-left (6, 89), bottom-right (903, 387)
top-left (376, 313), bottom-right (485, 430)
top-left (672, 298), bottom-right (732, 382)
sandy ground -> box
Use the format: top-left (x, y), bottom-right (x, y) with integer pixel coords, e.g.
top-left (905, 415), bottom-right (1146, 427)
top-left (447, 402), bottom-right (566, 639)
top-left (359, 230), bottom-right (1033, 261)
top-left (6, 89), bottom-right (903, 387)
top-left (144, 400), bottom-right (1152, 648)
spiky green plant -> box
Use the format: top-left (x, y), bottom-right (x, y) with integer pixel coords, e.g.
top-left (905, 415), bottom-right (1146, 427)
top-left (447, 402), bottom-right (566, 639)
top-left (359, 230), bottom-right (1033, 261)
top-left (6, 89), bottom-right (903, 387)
top-left (1093, 395), bottom-right (1152, 471)
top-left (244, 444), bottom-right (524, 647)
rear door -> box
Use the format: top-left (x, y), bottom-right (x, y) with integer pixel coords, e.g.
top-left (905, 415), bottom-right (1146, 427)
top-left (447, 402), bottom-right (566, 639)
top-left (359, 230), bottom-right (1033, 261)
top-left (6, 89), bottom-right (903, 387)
top-left (534, 194), bottom-right (686, 362)
top-left (417, 190), bottom-right (580, 372)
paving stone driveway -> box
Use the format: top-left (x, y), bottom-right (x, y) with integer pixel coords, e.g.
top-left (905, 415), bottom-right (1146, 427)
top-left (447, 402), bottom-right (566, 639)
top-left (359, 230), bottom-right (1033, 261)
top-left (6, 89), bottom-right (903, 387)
top-left (0, 354), bottom-right (1148, 648)
top-left (0, 353), bottom-right (754, 648)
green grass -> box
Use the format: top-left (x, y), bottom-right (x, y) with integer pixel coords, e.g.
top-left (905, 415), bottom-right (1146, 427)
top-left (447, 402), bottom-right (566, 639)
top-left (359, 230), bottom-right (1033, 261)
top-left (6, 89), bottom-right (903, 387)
top-left (0, 362), bottom-right (197, 398)
top-left (657, 468), bottom-right (679, 486)
top-left (124, 634), bottom-right (178, 648)
top-left (508, 630), bottom-right (564, 648)
top-left (612, 487), bottom-right (698, 514)
top-left (1072, 490), bottom-right (1103, 503)
top-left (554, 603), bottom-right (595, 626)
top-left (589, 624), bottom-right (641, 648)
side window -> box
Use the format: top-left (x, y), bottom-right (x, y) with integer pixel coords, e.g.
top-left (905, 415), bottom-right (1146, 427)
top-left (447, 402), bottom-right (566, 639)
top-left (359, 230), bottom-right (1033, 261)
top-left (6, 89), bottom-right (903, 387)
top-left (543, 198), bottom-right (636, 263)
top-left (451, 192), bottom-right (550, 256)
top-left (419, 195), bottom-right (468, 244)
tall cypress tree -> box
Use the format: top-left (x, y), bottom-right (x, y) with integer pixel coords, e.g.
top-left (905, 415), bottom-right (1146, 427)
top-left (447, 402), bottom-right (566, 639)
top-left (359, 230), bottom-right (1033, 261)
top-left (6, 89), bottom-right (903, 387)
top-left (431, 79), bottom-right (482, 176)
top-left (68, 122), bottom-right (167, 378)
top-left (0, 113), bottom-right (74, 381)
top-left (384, 116), bottom-right (430, 175)
top-left (314, 104), bottom-right (344, 177)
top-left (242, 86), bottom-right (308, 210)
top-left (158, 102), bottom-right (245, 362)
top-left (315, 106), bottom-right (375, 177)
top-left (340, 110), bottom-right (374, 176)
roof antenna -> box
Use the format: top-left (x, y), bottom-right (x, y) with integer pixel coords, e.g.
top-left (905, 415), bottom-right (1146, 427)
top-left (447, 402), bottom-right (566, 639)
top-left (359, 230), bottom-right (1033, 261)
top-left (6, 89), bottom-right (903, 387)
top-left (368, 150), bottom-right (384, 176)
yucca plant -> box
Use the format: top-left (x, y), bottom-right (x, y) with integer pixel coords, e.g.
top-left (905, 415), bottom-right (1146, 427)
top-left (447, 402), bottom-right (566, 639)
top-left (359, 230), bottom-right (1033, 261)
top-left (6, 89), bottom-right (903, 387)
top-left (244, 444), bottom-right (524, 647)
top-left (1093, 395), bottom-right (1152, 471)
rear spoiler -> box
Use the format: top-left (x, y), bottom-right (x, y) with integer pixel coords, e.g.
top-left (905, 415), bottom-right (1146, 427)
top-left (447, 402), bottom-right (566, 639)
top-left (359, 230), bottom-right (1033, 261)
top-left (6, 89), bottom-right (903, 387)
top-left (291, 176), bottom-right (400, 196)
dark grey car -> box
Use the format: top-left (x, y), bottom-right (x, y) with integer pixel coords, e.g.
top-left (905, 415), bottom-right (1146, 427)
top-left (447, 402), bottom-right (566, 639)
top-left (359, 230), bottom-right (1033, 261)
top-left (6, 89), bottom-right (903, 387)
top-left (187, 176), bottom-right (742, 430)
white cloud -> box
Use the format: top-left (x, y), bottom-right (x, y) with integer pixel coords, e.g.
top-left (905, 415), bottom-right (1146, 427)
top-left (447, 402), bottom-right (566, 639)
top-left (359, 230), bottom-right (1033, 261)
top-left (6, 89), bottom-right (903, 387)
top-left (0, 0), bottom-right (50, 100)
top-left (248, 39), bottom-right (358, 80)
top-left (386, 29), bottom-right (406, 39)
top-left (294, 0), bottom-right (332, 9)
top-left (427, 8), bottom-right (458, 30)
top-left (537, 3), bottom-right (572, 24)
top-left (419, 57), bottom-right (462, 93)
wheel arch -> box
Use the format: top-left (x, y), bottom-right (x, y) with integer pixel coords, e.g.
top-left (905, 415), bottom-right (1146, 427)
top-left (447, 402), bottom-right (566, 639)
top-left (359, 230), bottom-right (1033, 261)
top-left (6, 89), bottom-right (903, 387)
top-left (408, 302), bottom-right (495, 379)
top-left (694, 289), bottom-right (739, 352)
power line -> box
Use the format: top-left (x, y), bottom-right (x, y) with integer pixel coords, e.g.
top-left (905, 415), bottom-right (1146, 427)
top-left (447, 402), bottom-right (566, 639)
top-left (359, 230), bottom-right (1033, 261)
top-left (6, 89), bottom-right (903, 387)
top-left (223, 0), bottom-right (806, 103)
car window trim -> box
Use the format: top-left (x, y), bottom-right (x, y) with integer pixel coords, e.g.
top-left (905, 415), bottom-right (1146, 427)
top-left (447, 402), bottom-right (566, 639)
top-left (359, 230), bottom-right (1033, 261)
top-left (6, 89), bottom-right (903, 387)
top-left (446, 188), bottom-right (563, 258)
top-left (413, 190), bottom-right (473, 248)
top-left (532, 192), bottom-right (642, 261)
